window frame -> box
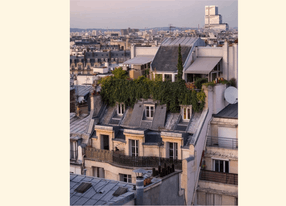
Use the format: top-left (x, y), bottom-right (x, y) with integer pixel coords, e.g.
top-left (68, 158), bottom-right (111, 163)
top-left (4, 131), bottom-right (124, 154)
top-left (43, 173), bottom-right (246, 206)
top-left (120, 174), bottom-right (132, 183)
top-left (145, 105), bottom-right (155, 119)
top-left (212, 159), bottom-right (229, 173)
top-left (168, 142), bottom-right (178, 160)
top-left (129, 139), bottom-right (139, 157)
top-left (181, 106), bottom-right (192, 121)
top-left (117, 103), bottom-right (125, 115)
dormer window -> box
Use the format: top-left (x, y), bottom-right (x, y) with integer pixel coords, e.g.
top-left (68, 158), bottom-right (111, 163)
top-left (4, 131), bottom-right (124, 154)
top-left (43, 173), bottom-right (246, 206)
top-left (181, 105), bottom-right (192, 121)
top-left (145, 105), bottom-right (155, 118)
top-left (117, 103), bottom-right (125, 115)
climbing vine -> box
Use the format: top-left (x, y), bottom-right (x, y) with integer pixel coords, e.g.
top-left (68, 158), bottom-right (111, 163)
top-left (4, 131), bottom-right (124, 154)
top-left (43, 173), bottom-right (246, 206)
top-left (99, 76), bottom-right (206, 113)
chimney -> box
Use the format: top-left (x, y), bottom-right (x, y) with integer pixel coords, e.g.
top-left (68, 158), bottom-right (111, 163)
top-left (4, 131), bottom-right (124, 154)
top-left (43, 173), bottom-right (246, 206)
top-left (135, 176), bottom-right (144, 205)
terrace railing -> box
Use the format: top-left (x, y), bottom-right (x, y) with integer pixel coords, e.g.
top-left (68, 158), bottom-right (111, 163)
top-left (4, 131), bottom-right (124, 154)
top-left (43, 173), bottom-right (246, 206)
top-left (206, 136), bottom-right (238, 149)
top-left (85, 147), bottom-right (182, 170)
top-left (200, 170), bottom-right (238, 185)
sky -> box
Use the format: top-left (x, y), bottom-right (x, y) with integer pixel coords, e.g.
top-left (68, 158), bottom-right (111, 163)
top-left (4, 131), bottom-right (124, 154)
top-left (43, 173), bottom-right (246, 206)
top-left (70, 0), bottom-right (238, 29)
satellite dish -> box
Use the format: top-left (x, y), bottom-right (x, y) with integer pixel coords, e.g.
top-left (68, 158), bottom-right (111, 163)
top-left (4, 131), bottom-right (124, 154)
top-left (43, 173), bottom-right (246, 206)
top-left (224, 86), bottom-right (238, 104)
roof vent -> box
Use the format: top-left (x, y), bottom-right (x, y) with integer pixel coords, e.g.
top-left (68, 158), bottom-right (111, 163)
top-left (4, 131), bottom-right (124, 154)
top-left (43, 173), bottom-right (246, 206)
top-left (75, 182), bottom-right (92, 193)
top-left (112, 187), bottom-right (128, 197)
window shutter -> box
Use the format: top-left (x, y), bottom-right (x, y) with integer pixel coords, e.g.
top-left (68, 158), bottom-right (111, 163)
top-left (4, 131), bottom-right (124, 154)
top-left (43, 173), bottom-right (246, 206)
top-left (166, 142), bottom-right (169, 158)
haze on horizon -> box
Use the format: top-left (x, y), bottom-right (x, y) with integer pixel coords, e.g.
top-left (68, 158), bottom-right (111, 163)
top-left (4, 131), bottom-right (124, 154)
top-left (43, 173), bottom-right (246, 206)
top-left (71, 0), bottom-right (238, 29)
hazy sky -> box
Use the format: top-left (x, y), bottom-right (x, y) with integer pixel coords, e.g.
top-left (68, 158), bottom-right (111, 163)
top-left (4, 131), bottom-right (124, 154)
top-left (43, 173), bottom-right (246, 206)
top-left (70, 0), bottom-right (238, 29)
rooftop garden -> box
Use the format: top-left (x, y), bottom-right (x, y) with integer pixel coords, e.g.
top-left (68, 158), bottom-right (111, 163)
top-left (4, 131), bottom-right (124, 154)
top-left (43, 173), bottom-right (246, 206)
top-left (99, 67), bottom-right (206, 113)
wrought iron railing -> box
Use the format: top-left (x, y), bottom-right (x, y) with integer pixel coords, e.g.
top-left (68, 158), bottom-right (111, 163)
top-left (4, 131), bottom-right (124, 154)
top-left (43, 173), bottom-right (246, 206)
top-left (85, 147), bottom-right (182, 169)
top-left (200, 170), bottom-right (238, 185)
top-left (206, 136), bottom-right (238, 149)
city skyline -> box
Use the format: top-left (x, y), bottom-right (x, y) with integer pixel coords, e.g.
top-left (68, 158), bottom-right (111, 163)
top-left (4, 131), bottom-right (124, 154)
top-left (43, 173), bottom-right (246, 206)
top-left (71, 0), bottom-right (238, 29)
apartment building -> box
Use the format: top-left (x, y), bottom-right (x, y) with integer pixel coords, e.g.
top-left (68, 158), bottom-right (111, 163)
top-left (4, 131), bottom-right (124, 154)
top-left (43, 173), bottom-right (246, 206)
top-left (195, 102), bottom-right (238, 205)
top-left (70, 51), bottom-right (131, 75)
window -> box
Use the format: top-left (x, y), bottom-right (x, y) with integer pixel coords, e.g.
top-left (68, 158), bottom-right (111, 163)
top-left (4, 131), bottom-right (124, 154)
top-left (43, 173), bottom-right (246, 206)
top-left (92, 167), bottom-right (105, 178)
top-left (212, 159), bottom-right (229, 173)
top-left (169, 142), bottom-right (178, 160)
top-left (101, 135), bottom-right (109, 150)
top-left (130, 140), bottom-right (139, 157)
top-left (145, 106), bottom-right (154, 118)
top-left (181, 106), bottom-right (191, 121)
top-left (117, 103), bottom-right (125, 115)
top-left (120, 174), bottom-right (132, 183)
top-left (70, 141), bottom-right (78, 160)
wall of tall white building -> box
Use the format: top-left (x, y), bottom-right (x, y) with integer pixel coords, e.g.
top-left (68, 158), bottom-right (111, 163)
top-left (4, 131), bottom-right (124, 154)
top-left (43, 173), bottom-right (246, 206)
top-left (205, 15), bottom-right (221, 25)
top-left (205, 6), bottom-right (218, 16)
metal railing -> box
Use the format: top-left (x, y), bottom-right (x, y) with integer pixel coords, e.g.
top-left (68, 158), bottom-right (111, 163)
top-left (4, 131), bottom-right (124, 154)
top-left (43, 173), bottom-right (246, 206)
top-left (85, 147), bottom-right (182, 169)
top-left (200, 170), bottom-right (238, 185)
top-left (206, 136), bottom-right (238, 149)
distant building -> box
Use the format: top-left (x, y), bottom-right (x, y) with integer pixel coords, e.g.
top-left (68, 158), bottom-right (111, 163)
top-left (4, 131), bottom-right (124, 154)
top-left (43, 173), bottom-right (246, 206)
top-left (121, 28), bottom-right (139, 35)
top-left (205, 5), bottom-right (229, 31)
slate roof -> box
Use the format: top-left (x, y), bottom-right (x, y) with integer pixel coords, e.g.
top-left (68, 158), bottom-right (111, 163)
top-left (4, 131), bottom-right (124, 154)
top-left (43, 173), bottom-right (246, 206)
top-left (213, 103), bottom-right (238, 119)
top-left (70, 113), bottom-right (91, 135)
top-left (70, 174), bottom-right (135, 205)
top-left (151, 46), bottom-right (191, 72)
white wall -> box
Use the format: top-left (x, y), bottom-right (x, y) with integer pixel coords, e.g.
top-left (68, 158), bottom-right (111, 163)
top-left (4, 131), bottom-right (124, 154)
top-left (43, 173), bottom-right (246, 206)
top-left (213, 84), bottom-right (228, 114)
top-left (70, 166), bottom-right (81, 175)
top-left (135, 47), bottom-right (159, 56)
top-left (76, 75), bottom-right (96, 85)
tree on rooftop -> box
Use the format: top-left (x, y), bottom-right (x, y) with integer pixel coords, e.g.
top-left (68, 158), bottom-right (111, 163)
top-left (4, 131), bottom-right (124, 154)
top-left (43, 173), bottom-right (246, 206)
top-left (177, 44), bottom-right (183, 81)
top-left (112, 67), bottom-right (128, 79)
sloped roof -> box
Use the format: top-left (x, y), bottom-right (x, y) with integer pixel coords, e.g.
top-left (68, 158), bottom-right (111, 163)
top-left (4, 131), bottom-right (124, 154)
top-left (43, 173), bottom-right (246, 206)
top-left (161, 37), bottom-right (200, 46)
top-left (213, 103), bottom-right (238, 119)
top-left (151, 46), bottom-right (191, 72)
top-left (185, 57), bottom-right (221, 74)
top-left (123, 56), bottom-right (154, 65)
top-left (70, 174), bottom-right (135, 205)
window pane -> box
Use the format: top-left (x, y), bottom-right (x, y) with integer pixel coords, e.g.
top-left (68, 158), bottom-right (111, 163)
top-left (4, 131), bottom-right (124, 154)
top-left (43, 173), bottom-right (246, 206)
top-left (225, 161), bottom-right (229, 173)
top-left (150, 106), bottom-right (154, 117)
top-left (184, 108), bottom-right (186, 119)
top-left (188, 108), bottom-right (190, 119)
top-left (215, 160), bottom-right (219, 172)
top-left (220, 160), bottom-right (223, 172)
top-left (146, 106), bottom-right (149, 117)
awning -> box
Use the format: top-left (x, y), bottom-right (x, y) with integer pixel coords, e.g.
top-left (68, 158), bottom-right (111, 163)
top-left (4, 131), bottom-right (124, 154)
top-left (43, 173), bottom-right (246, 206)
top-left (123, 55), bottom-right (154, 65)
top-left (184, 57), bottom-right (222, 74)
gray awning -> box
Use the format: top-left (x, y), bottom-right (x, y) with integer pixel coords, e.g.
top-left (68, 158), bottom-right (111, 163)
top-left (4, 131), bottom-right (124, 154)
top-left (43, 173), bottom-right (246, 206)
top-left (123, 56), bottom-right (154, 65)
top-left (185, 57), bottom-right (222, 74)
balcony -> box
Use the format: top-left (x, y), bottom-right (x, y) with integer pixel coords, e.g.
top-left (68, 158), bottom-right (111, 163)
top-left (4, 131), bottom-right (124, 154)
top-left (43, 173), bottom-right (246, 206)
top-left (200, 170), bottom-right (238, 185)
top-left (206, 136), bottom-right (238, 149)
top-left (85, 148), bottom-right (182, 170)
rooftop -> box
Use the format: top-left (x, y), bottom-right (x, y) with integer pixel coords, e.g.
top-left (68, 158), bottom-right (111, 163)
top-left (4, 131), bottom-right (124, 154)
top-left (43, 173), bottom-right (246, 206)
top-left (70, 113), bottom-right (91, 135)
top-left (70, 174), bottom-right (135, 205)
top-left (213, 103), bottom-right (238, 119)
top-left (151, 45), bottom-right (191, 72)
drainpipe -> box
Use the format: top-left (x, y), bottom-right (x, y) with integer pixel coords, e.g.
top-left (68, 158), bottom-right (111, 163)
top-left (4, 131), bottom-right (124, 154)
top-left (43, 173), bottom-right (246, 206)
top-left (135, 176), bottom-right (144, 205)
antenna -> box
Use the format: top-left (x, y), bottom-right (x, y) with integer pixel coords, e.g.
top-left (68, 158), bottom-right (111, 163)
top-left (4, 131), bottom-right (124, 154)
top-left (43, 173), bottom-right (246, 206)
top-left (224, 86), bottom-right (238, 104)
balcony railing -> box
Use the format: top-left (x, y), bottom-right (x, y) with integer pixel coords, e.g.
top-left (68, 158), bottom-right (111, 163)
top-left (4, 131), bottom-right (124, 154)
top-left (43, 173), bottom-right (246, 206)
top-left (206, 136), bottom-right (238, 149)
top-left (85, 147), bottom-right (182, 170)
top-left (200, 170), bottom-right (238, 185)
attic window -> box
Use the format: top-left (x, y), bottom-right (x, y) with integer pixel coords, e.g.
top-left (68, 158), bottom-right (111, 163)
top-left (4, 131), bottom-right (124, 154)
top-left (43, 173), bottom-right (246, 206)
top-left (117, 103), bottom-right (125, 115)
top-left (181, 106), bottom-right (192, 121)
top-left (145, 105), bottom-right (155, 118)
top-left (75, 182), bottom-right (92, 193)
top-left (112, 187), bottom-right (128, 197)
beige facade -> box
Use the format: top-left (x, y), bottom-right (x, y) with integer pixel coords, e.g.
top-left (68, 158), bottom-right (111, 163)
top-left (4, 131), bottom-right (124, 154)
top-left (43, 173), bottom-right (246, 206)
top-left (195, 106), bottom-right (238, 205)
